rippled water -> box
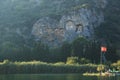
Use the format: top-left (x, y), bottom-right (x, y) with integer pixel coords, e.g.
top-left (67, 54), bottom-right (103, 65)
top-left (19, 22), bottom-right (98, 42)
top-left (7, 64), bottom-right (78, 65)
top-left (0, 74), bottom-right (119, 80)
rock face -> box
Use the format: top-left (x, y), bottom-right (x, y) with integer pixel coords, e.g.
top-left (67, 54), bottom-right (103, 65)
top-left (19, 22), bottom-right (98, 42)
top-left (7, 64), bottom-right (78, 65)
top-left (32, 0), bottom-right (107, 47)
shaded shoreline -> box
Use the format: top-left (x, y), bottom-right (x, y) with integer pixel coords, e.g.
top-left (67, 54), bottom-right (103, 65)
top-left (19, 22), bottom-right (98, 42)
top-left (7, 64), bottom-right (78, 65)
top-left (0, 60), bottom-right (97, 74)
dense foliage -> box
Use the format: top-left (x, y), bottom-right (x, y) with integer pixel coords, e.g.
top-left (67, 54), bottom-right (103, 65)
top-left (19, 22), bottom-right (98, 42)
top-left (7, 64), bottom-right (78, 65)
top-left (95, 0), bottom-right (120, 63)
top-left (0, 37), bottom-right (119, 64)
top-left (0, 60), bottom-right (97, 74)
top-left (95, 0), bottom-right (120, 44)
top-left (111, 60), bottom-right (120, 71)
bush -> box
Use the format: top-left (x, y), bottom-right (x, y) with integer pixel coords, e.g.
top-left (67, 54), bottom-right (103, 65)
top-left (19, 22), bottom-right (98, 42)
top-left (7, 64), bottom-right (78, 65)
top-left (3, 60), bottom-right (11, 64)
top-left (66, 57), bottom-right (79, 64)
top-left (79, 58), bottom-right (91, 64)
top-left (111, 60), bottom-right (120, 71)
top-left (97, 65), bottom-right (105, 72)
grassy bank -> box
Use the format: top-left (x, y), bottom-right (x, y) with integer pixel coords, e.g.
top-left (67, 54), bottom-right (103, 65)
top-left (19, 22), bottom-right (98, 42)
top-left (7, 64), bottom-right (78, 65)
top-left (0, 60), bottom-right (97, 74)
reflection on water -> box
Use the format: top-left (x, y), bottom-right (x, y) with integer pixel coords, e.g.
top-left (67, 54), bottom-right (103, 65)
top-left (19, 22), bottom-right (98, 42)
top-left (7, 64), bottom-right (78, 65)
top-left (0, 74), bottom-right (119, 80)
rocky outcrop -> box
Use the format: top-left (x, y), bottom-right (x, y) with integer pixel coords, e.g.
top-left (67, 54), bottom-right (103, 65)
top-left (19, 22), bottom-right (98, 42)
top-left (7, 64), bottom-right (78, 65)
top-left (32, 2), bottom-right (106, 47)
top-left (94, 0), bottom-right (107, 8)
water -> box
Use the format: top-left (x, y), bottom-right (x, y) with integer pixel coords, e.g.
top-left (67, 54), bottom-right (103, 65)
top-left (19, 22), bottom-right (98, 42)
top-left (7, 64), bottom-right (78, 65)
top-left (0, 74), bottom-right (119, 80)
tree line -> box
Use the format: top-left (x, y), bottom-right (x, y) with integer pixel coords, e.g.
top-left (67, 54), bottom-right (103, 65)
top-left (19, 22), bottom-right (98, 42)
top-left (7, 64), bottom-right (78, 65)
top-left (0, 37), bottom-right (119, 63)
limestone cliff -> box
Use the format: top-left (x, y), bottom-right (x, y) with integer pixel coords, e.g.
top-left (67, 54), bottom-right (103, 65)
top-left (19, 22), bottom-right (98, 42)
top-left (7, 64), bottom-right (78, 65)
top-left (0, 0), bottom-right (109, 47)
top-left (32, 0), bottom-right (107, 47)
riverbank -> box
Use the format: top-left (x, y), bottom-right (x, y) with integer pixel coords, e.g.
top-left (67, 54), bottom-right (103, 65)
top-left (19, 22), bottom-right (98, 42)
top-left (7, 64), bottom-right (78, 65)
top-left (83, 72), bottom-right (115, 77)
top-left (0, 60), bottom-right (97, 74)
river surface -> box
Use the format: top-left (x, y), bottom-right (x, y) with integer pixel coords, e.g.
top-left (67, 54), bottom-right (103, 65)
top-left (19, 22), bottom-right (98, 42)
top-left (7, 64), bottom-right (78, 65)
top-left (0, 74), bottom-right (119, 80)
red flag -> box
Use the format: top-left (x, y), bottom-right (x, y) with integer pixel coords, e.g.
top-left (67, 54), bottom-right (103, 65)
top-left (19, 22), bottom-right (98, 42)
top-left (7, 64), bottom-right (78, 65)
top-left (101, 46), bottom-right (107, 52)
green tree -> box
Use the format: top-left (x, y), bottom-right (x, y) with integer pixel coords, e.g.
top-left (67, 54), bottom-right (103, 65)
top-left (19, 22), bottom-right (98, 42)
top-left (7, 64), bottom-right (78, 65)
top-left (60, 42), bottom-right (72, 61)
top-left (32, 42), bottom-right (49, 61)
top-left (71, 37), bottom-right (89, 58)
